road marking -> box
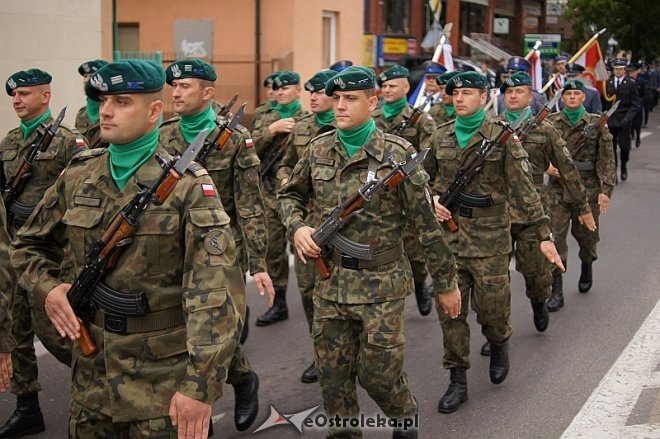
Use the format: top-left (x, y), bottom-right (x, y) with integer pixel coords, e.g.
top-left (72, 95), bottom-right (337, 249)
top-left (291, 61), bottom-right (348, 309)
top-left (561, 300), bottom-right (660, 438)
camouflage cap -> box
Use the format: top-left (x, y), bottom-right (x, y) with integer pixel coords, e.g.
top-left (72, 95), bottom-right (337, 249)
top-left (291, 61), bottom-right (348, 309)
top-left (85, 59), bottom-right (165, 101)
top-left (78, 60), bottom-right (109, 76)
top-left (329, 60), bottom-right (353, 72)
top-left (325, 66), bottom-right (376, 96)
top-left (500, 72), bottom-right (532, 92)
top-left (6, 68), bottom-right (52, 96)
top-left (424, 61), bottom-right (447, 76)
top-left (304, 69), bottom-right (336, 92)
top-left (436, 70), bottom-right (460, 86)
top-left (273, 71), bottom-right (301, 90)
top-left (507, 56), bottom-right (531, 72)
top-left (263, 71), bottom-right (280, 88)
top-left (165, 59), bottom-right (217, 85)
top-left (377, 65), bottom-right (410, 85)
top-left (562, 79), bottom-right (585, 93)
top-left (445, 71), bottom-right (488, 95)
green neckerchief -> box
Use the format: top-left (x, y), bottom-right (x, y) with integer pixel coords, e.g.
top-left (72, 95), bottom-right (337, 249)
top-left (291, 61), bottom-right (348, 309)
top-left (382, 97), bottom-right (408, 121)
top-left (504, 107), bottom-right (532, 124)
top-left (563, 105), bottom-right (586, 126)
top-left (454, 108), bottom-right (486, 150)
top-left (338, 118), bottom-right (376, 158)
top-left (445, 103), bottom-right (456, 118)
top-left (86, 98), bottom-right (100, 124)
top-left (275, 99), bottom-right (301, 119)
top-left (179, 104), bottom-right (216, 144)
top-left (20, 109), bottom-right (51, 140)
top-left (315, 109), bottom-right (334, 127)
top-left (268, 100), bottom-right (277, 109)
top-left (108, 127), bottom-right (159, 190)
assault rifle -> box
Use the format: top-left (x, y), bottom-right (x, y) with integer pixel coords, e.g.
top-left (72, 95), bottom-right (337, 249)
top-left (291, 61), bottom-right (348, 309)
top-left (196, 103), bottom-right (246, 164)
top-left (67, 129), bottom-right (208, 356)
top-left (310, 148), bottom-right (430, 279)
top-left (438, 110), bottom-right (527, 233)
top-left (2, 107), bottom-right (66, 220)
top-left (392, 95), bottom-right (432, 136)
top-left (515, 91), bottom-right (563, 142)
top-left (259, 132), bottom-right (291, 192)
top-left (571, 100), bottom-right (620, 155)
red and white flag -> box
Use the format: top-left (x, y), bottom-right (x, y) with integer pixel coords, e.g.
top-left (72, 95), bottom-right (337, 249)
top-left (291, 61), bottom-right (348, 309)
top-left (201, 183), bottom-right (216, 197)
top-left (575, 41), bottom-right (609, 95)
top-left (528, 49), bottom-right (543, 91)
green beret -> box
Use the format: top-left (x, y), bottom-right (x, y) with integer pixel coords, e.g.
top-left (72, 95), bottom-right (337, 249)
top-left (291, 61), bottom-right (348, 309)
top-left (377, 65), bottom-right (410, 85)
top-left (273, 71), bottom-right (300, 90)
top-left (436, 71), bottom-right (460, 86)
top-left (85, 59), bottom-right (165, 102)
top-left (500, 72), bottom-right (532, 92)
top-left (165, 59), bottom-right (217, 85)
top-left (304, 70), bottom-right (336, 92)
top-left (445, 71), bottom-right (488, 95)
top-left (6, 68), bottom-right (52, 96)
top-left (562, 79), bottom-right (585, 93)
top-left (78, 60), bottom-right (109, 76)
top-left (263, 71), bottom-right (280, 88)
top-left (325, 66), bottom-right (376, 96)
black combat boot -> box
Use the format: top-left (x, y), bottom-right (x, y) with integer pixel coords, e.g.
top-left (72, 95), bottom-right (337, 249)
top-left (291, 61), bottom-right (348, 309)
top-left (480, 341), bottom-right (491, 356)
top-left (489, 342), bottom-right (509, 384)
top-left (240, 306), bottom-right (250, 344)
top-left (578, 261), bottom-right (593, 293)
top-left (232, 371), bottom-right (259, 431)
top-left (530, 298), bottom-right (550, 332)
top-left (301, 362), bottom-right (318, 383)
top-left (621, 163), bottom-right (628, 181)
top-left (414, 279), bottom-right (433, 316)
top-left (0, 393), bottom-right (45, 438)
top-left (255, 288), bottom-right (288, 326)
top-left (547, 275), bottom-right (564, 312)
top-left (437, 368), bottom-right (468, 413)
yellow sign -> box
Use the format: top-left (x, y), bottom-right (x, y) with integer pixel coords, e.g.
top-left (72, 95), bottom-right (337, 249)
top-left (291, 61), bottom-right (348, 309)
top-left (382, 37), bottom-right (408, 55)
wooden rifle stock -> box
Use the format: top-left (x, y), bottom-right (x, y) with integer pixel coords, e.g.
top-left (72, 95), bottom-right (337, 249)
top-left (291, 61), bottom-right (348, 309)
top-left (313, 257), bottom-right (331, 280)
top-left (152, 169), bottom-right (184, 205)
top-left (77, 317), bottom-right (97, 356)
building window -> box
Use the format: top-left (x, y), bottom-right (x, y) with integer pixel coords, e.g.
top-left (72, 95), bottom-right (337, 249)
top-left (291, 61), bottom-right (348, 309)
top-left (384, 0), bottom-right (410, 35)
top-left (322, 12), bottom-right (337, 69)
top-left (118, 23), bottom-right (139, 52)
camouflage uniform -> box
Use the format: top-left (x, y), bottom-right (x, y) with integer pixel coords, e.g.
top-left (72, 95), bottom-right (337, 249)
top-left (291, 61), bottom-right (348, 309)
top-left (9, 146), bottom-right (243, 433)
top-left (75, 106), bottom-right (105, 149)
top-left (159, 115), bottom-right (266, 384)
top-left (0, 118), bottom-right (84, 395)
top-left (493, 115), bottom-right (591, 300)
top-left (428, 119), bottom-right (551, 369)
top-left (279, 129), bottom-right (458, 438)
top-left (252, 106), bottom-right (309, 305)
top-left (0, 196), bottom-right (15, 355)
top-left (429, 102), bottom-right (452, 125)
top-left (546, 111), bottom-right (616, 271)
top-left (248, 102), bottom-right (271, 131)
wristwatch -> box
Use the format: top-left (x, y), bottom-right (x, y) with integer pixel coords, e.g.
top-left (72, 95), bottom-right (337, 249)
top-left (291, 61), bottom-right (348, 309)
top-left (540, 232), bottom-right (554, 243)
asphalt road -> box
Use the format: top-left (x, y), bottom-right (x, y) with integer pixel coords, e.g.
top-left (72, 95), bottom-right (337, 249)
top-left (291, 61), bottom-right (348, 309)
top-left (1, 111), bottom-right (659, 438)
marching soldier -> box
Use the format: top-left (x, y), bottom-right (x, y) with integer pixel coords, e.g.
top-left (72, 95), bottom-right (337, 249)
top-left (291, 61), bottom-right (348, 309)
top-left (552, 55), bottom-right (569, 94)
top-left (159, 59), bottom-right (268, 431)
top-left (496, 57), bottom-right (548, 115)
top-left (546, 80), bottom-right (616, 310)
top-left (75, 59), bottom-right (109, 148)
top-left (372, 65), bottom-right (437, 316)
top-left (252, 71), bottom-right (310, 326)
top-left (279, 65), bottom-right (460, 439)
top-left (249, 71), bottom-right (280, 131)
top-left (557, 63), bottom-right (602, 113)
top-left (1, 196), bottom-right (14, 394)
top-left (0, 68), bottom-right (84, 437)
top-left (276, 69), bottom-right (336, 384)
top-left (429, 71), bottom-right (459, 125)
top-left (428, 72), bottom-right (563, 414)
top-left (10, 59), bottom-right (244, 438)
top-left (627, 63), bottom-right (646, 148)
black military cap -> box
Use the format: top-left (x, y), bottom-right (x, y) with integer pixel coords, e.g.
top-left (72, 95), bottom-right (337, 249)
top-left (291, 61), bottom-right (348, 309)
top-left (436, 71), bottom-right (460, 86)
top-left (263, 71), bottom-right (280, 88)
top-left (329, 60), bottom-right (353, 72)
top-left (78, 60), bottom-right (109, 76)
top-left (613, 59), bottom-right (628, 67)
top-left (500, 72), bottom-right (532, 92)
top-left (85, 59), bottom-right (165, 101)
top-left (377, 65), bottom-right (410, 86)
top-left (165, 59), bottom-right (217, 85)
top-left (6, 68), bottom-right (52, 96)
top-left (507, 56), bottom-right (531, 72)
top-left (562, 79), bottom-right (585, 93)
top-left (273, 71), bottom-right (301, 90)
top-left (325, 66), bottom-right (376, 96)
top-left (566, 62), bottom-right (585, 76)
top-left (445, 71), bottom-right (488, 95)
top-left (304, 70), bottom-right (336, 92)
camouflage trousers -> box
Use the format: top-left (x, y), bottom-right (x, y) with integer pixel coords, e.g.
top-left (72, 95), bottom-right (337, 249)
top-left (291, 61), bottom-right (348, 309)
top-left (437, 254), bottom-right (511, 370)
top-left (226, 238), bottom-right (252, 385)
top-left (510, 223), bottom-right (552, 300)
top-left (546, 181), bottom-right (601, 274)
top-left (69, 400), bottom-right (177, 438)
top-left (403, 220), bottom-right (429, 287)
top-left (313, 296), bottom-right (417, 438)
top-left (10, 284), bottom-right (72, 396)
top-left (294, 256), bottom-right (316, 333)
top-left (264, 190), bottom-right (289, 301)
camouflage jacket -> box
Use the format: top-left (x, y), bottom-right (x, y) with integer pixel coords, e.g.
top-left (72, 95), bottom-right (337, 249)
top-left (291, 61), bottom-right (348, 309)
top-left (0, 116), bottom-right (87, 234)
top-left (75, 106), bottom-right (105, 149)
top-left (159, 116), bottom-right (268, 275)
top-left (0, 196), bottom-right (15, 353)
top-left (492, 114), bottom-right (591, 223)
top-left (276, 112), bottom-right (333, 182)
top-left (428, 118), bottom-right (551, 257)
top-left (278, 128), bottom-right (458, 304)
top-left (429, 102), bottom-right (453, 125)
top-left (9, 146), bottom-right (244, 422)
top-left (372, 104), bottom-right (436, 151)
top-left (248, 102), bottom-right (270, 131)
top-left (547, 111), bottom-right (616, 199)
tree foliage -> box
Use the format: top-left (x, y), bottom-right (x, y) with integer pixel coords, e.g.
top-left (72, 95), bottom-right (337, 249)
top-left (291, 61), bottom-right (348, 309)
top-left (565, 0), bottom-right (660, 61)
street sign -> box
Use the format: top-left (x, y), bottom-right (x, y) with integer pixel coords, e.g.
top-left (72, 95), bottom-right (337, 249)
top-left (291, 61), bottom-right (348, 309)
top-left (524, 34), bottom-right (561, 59)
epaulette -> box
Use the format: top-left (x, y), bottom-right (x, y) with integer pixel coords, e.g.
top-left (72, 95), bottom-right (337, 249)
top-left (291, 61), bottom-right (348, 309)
top-left (310, 126), bottom-right (336, 144)
top-left (70, 147), bottom-right (106, 163)
top-left (187, 162), bottom-right (209, 177)
top-left (298, 112), bottom-right (315, 123)
top-left (436, 119), bottom-right (455, 129)
top-left (160, 115), bottom-right (181, 126)
top-left (234, 123), bottom-right (251, 136)
top-left (383, 132), bottom-right (412, 149)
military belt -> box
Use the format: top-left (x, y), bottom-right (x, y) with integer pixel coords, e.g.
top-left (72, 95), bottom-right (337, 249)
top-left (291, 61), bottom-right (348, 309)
top-left (459, 203), bottom-right (506, 218)
top-left (573, 160), bottom-right (595, 171)
top-left (91, 281), bottom-right (150, 317)
top-left (331, 243), bottom-right (402, 270)
top-left (8, 200), bottom-right (36, 226)
top-left (91, 307), bottom-right (185, 335)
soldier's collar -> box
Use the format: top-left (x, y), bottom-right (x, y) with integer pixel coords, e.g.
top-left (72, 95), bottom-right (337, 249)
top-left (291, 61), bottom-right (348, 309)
top-left (134, 145), bottom-right (174, 187)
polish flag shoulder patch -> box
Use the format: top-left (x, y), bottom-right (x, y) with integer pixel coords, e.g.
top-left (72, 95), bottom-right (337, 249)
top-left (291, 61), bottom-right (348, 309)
top-left (245, 137), bottom-right (254, 148)
top-left (75, 137), bottom-right (86, 148)
top-left (201, 183), bottom-right (216, 197)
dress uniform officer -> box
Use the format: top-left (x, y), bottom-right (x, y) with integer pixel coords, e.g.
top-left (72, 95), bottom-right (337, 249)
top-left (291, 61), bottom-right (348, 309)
top-left (429, 71), bottom-right (460, 125)
top-left (627, 63), bottom-right (646, 147)
top-left (75, 59), bottom-right (109, 148)
top-left (422, 61), bottom-right (447, 103)
top-left (0, 68), bottom-right (84, 437)
top-left (10, 59), bottom-right (244, 438)
top-left (279, 65), bottom-right (460, 439)
top-left (555, 63), bottom-right (603, 113)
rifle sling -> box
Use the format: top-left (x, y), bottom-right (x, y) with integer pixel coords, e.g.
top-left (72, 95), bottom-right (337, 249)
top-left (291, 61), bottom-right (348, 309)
top-left (91, 306), bottom-right (185, 334)
top-left (331, 243), bottom-right (402, 270)
top-left (8, 200), bottom-right (36, 225)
